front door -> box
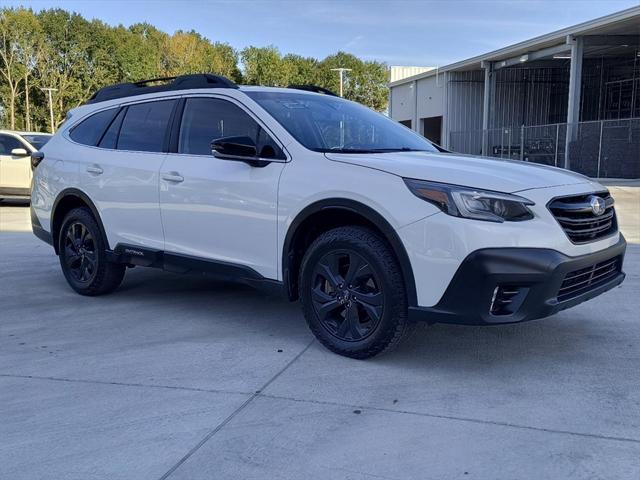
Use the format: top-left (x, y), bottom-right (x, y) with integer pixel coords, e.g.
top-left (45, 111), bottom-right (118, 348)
top-left (159, 96), bottom-right (287, 280)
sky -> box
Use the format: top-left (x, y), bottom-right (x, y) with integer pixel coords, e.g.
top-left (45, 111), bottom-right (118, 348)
top-left (6, 0), bottom-right (640, 67)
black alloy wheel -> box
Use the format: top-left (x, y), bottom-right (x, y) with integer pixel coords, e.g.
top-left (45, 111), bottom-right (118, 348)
top-left (58, 207), bottom-right (125, 296)
top-left (311, 249), bottom-right (383, 342)
top-left (63, 221), bottom-right (98, 284)
top-left (299, 226), bottom-right (412, 359)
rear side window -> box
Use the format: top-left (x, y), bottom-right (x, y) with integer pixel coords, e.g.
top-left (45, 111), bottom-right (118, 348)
top-left (178, 97), bottom-right (285, 159)
top-left (117, 100), bottom-right (176, 153)
top-left (98, 108), bottom-right (126, 149)
top-left (70, 108), bottom-right (119, 146)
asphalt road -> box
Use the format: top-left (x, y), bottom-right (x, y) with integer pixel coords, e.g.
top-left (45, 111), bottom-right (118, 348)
top-left (1, 197), bottom-right (639, 479)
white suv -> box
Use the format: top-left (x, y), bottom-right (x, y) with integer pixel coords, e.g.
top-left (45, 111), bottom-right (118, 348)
top-left (30, 74), bottom-right (626, 358)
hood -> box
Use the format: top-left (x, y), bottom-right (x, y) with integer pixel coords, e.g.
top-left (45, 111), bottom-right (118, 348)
top-left (325, 151), bottom-right (595, 193)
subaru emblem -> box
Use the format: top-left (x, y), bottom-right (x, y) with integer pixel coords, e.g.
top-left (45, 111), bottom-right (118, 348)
top-left (589, 195), bottom-right (606, 216)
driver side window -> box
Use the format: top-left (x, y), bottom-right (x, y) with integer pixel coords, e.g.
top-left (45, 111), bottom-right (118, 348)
top-left (178, 97), bottom-right (285, 159)
top-left (0, 134), bottom-right (26, 155)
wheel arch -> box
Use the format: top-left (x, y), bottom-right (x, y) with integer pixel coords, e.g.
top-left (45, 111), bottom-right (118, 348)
top-left (51, 188), bottom-right (110, 254)
top-left (282, 198), bottom-right (417, 306)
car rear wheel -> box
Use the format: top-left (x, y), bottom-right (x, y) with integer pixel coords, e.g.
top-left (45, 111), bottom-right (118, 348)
top-left (58, 207), bottom-right (125, 296)
top-left (299, 226), bottom-right (412, 359)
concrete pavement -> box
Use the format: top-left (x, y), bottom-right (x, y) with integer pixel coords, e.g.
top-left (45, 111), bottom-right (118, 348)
top-left (1, 186), bottom-right (639, 479)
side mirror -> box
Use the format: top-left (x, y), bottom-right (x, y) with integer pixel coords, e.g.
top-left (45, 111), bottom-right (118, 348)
top-left (11, 148), bottom-right (29, 157)
top-left (211, 136), bottom-right (270, 168)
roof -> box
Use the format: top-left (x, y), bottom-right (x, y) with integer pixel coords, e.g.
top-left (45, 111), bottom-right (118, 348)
top-left (389, 5), bottom-right (640, 87)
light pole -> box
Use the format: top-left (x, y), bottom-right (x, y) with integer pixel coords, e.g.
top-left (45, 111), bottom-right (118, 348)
top-left (41, 87), bottom-right (58, 133)
top-left (330, 68), bottom-right (352, 97)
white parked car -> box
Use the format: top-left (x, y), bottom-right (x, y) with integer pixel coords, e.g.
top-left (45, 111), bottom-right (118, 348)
top-left (0, 130), bottom-right (51, 200)
top-left (30, 74), bottom-right (626, 358)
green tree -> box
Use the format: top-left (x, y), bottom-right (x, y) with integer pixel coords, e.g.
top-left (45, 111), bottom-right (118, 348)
top-left (11, 9), bottom-right (43, 131)
top-left (241, 46), bottom-right (288, 86)
top-left (37, 9), bottom-right (97, 128)
top-left (0, 6), bottom-right (389, 130)
top-left (163, 31), bottom-right (240, 82)
top-left (121, 23), bottom-right (167, 80)
top-left (0, 8), bottom-right (28, 129)
top-left (319, 51), bottom-right (388, 111)
top-left (281, 53), bottom-right (319, 86)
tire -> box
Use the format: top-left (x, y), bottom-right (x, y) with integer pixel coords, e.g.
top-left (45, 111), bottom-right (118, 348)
top-left (58, 207), bottom-right (125, 296)
top-left (299, 226), bottom-right (413, 359)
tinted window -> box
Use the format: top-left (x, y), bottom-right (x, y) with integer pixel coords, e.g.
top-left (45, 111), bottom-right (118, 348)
top-left (70, 108), bottom-right (119, 146)
top-left (98, 108), bottom-right (125, 149)
top-left (178, 97), bottom-right (284, 159)
top-left (246, 91), bottom-right (438, 154)
top-left (0, 135), bottom-right (25, 155)
top-left (21, 134), bottom-right (51, 150)
top-left (118, 100), bottom-right (176, 152)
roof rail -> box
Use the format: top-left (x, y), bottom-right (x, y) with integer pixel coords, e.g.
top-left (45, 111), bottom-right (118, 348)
top-left (86, 74), bottom-right (238, 104)
top-left (287, 85), bottom-right (338, 96)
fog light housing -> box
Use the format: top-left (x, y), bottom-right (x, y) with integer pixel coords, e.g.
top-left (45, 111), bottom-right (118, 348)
top-left (490, 286), bottom-right (528, 316)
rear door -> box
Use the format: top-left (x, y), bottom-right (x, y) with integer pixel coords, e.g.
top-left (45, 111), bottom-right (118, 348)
top-left (158, 96), bottom-right (287, 279)
top-left (0, 133), bottom-right (32, 193)
top-left (70, 99), bottom-right (177, 250)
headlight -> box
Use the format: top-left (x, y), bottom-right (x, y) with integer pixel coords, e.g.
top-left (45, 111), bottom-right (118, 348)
top-left (404, 178), bottom-right (535, 222)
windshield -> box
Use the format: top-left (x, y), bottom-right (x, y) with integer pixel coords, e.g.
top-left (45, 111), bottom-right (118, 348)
top-left (246, 91), bottom-right (438, 154)
top-left (21, 134), bottom-right (51, 150)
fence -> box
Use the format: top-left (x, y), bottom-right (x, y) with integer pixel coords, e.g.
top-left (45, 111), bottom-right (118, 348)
top-left (449, 118), bottom-right (640, 178)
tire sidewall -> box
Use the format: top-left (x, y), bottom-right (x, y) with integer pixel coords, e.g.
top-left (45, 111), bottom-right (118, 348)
top-left (58, 208), bottom-right (109, 295)
top-left (299, 228), bottom-right (407, 357)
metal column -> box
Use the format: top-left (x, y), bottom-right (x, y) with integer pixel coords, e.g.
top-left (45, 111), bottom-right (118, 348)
top-left (564, 35), bottom-right (584, 170)
top-left (481, 61), bottom-right (494, 156)
top-left (412, 80), bottom-right (419, 133)
top-left (442, 72), bottom-right (450, 149)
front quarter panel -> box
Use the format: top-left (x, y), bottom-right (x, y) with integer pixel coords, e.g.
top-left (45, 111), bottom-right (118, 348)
top-left (277, 146), bottom-right (441, 281)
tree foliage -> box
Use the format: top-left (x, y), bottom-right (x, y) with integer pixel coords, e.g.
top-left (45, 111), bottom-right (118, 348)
top-left (0, 7), bottom-right (389, 131)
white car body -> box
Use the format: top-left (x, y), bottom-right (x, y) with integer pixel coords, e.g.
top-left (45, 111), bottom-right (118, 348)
top-left (30, 76), bottom-right (626, 357)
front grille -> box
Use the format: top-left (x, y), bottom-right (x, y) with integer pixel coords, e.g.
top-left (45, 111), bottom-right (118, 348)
top-left (548, 192), bottom-right (617, 244)
top-left (557, 256), bottom-right (621, 302)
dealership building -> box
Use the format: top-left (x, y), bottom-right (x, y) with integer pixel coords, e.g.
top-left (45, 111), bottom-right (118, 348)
top-left (388, 6), bottom-right (640, 178)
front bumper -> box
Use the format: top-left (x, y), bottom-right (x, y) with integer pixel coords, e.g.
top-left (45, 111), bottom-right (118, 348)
top-left (409, 235), bottom-right (626, 325)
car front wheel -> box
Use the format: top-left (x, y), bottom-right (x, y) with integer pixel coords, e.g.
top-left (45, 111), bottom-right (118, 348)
top-left (299, 226), bottom-right (412, 359)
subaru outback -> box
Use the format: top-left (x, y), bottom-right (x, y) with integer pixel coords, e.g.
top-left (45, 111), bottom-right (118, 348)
top-left (30, 74), bottom-right (626, 358)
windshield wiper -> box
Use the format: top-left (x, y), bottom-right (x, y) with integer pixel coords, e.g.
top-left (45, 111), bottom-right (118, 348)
top-left (323, 147), bottom-right (429, 154)
top-left (323, 148), bottom-right (384, 153)
top-left (370, 147), bottom-right (429, 152)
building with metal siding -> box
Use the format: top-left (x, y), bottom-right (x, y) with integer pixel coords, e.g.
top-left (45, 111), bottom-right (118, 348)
top-left (388, 6), bottom-right (640, 178)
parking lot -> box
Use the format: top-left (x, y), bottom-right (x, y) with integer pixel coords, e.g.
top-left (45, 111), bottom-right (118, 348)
top-left (1, 186), bottom-right (639, 480)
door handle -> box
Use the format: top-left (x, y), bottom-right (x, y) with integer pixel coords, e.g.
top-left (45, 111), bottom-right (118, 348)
top-left (86, 165), bottom-right (103, 175)
top-left (162, 172), bottom-right (184, 183)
